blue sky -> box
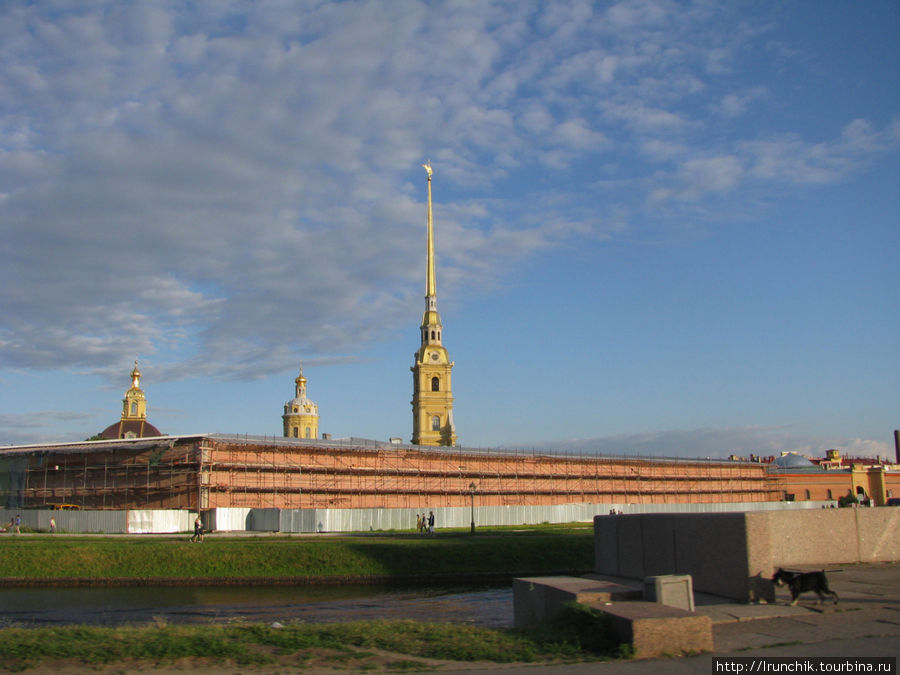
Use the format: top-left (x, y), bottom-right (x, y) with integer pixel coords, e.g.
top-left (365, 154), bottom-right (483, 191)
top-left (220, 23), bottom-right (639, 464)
top-left (1, 1), bottom-right (897, 459)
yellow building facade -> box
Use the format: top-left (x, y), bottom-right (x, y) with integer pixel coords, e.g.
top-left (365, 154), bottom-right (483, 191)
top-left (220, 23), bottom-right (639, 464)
top-left (411, 162), bottom-right (457, 446)
top-left (282, 366), bottom-right (319, 439)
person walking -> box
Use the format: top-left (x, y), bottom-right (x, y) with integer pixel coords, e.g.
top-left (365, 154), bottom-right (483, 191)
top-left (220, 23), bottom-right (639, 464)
top-left (190, 515), bottom-right (203, 542)
top-left (49, 516), bottom-right (56, 533)
top-left (13, 514), bottom-right (21, 534)
top-left (427, 511), bottom-right (435, 536)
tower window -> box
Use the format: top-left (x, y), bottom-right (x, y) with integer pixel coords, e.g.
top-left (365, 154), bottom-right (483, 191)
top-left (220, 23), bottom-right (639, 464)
top-left (293, 427), bottom-right (299, 438)
top-left (431, 330), bottom-right (436, 340)
top-left (130, 401), bottom-right (138, 415)
top-left (431, 416), bottom-right (441, 431)
top-left (305, 427), bottom-right (311, 439)
top-left (431, 376), bottom-right (440, 391)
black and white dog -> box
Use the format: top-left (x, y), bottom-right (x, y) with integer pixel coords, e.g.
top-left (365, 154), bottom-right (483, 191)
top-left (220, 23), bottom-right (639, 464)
top-left (771, 568), bottom-right (839, 606)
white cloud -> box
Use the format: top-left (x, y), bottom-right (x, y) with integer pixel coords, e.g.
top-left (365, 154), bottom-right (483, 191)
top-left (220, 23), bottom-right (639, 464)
top-left (0, 0), bottom-right (896, 389)
top-left (715, 87), bottom-right (768, 118)
top-left (741, 119), bottom-right (899, 185)
top-left (553, 118), bottom-right (610, 150)
top-left (522, 426), bottom-right (893, 461)
top-left (604, 0), bottom-right (675, 31)
top-left (673, 155), bottom-right (745, 200)
top-left (0, 410), bottom-right (101, 446)
top-left (606, 103), bottom-right (690, 133)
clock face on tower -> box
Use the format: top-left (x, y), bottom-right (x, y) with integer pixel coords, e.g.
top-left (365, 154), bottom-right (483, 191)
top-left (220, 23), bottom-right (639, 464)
top-left (430, 352), bottom-right (439, 361)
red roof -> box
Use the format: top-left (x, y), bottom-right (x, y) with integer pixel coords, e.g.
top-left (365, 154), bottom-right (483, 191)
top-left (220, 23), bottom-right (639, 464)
top-left (99, 420), bottom-right (164, 440)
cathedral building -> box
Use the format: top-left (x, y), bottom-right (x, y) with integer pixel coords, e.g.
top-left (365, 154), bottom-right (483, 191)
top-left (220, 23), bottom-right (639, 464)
top-left (98, 361), bottom-right (163, 439)
top-left (282, 366), bottom-right (319, 439)
top-left (411, 162), bottom-right (457, 446)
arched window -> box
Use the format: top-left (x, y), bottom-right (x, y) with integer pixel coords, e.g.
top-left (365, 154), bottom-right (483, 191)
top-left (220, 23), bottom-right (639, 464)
top-left (305, 427), bottom-right (311, 439)
top-left (130, 401), bottom-right (138, 415)
top-left (827, 489), bottom-right (833, 500)
top-left (431, 330), bottom-right (436, 340)
top-left (431, 376), bottom-right (440, 391)
top-left (431, 416), bottom-right (441, 431)
top-left (804, 489), bottom-right (811, 500)
top-left (292, 427), bottom-right (299, 438)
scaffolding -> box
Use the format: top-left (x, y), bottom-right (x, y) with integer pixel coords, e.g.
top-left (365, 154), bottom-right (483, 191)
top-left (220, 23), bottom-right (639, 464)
top-left (196, 436), bottom-right (778, 509)
top-left (1, 434), bottom-right (781, 511)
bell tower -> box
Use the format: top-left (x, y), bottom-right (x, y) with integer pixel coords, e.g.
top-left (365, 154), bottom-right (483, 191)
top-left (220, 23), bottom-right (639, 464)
top-left (98, 359), bottom-right (163, 439)
top-left (122, 360), bottom-right (147, 422)
top-left (282, 365), bottom-right (319, 439)
top-left (411, 161), bottom-right (457, 446)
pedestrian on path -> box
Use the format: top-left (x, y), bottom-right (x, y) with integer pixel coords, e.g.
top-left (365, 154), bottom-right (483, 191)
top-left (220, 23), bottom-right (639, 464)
top-left (190, 516), bottom-right (203, 542)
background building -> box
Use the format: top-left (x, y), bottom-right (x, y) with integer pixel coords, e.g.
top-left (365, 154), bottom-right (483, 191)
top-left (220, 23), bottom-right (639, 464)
top-left (769, 449), bottom-right (900, 506)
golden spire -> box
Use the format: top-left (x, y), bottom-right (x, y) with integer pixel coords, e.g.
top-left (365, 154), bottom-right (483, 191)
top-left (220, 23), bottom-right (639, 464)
top-left (130, 360), bottom-right (141, 389)
top-left (420, 160), bottom-right (442, 336)
top-left (295, 365), bottom-right (307, 398)
top-left (423, 160), bottom-right (436, 299)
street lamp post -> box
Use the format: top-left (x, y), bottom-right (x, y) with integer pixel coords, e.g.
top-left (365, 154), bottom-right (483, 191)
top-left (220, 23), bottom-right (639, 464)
top-left (469, 482), bottom-right (477, 534)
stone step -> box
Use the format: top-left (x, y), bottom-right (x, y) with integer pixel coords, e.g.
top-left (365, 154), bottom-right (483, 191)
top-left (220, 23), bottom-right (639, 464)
top-left (513, 576), bottom-right (643, 627)
top-left (585, 599), bottom-right (713, 659)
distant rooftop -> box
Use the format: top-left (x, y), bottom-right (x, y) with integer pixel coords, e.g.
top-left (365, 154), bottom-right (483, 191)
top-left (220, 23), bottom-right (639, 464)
top-left (769, 452), bottom-right (827, 473)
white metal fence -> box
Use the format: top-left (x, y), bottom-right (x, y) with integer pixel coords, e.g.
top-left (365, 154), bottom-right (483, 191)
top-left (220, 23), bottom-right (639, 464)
top-left (0, 501), bottom-right (835, 535)
top-left (0, 508), bottom-right (195, 534)
top-left (211, 500), bottom-right (836, 533)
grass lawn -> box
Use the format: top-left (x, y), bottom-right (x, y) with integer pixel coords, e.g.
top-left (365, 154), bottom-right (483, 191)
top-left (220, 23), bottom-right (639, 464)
top-left (0, 604), bottom-right (629, 672)
top-left (0, 527), bottom-right (613, 671)
top-left (0, 526), bottom-right (595, 582)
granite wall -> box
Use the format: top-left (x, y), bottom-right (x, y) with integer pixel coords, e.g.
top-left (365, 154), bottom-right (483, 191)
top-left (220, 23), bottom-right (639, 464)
top-left (594, 507), bottom-right (900, 602)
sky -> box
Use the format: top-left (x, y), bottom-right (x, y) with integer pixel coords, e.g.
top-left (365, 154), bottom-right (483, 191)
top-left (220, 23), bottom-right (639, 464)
top-left (1, 1), bottom-right (898, 459)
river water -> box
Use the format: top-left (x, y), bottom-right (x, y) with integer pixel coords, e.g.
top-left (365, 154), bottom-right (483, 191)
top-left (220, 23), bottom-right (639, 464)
top-left (0, 585), bottom-right (513, 629)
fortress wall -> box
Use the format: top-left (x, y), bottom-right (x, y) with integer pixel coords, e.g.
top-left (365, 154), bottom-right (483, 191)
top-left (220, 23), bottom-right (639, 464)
top-left (4, 437), bottom-right (776, 512)
top-left (202, 441), bottom-right (776, 509)
top-left (773, 472), bottom-right (867, 502)
top-left (11, 442), bottom-right (201, 510)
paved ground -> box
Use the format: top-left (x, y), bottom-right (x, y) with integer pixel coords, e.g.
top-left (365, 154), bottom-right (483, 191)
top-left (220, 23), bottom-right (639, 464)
top-left (440, 562), bottom-right (900, 674)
